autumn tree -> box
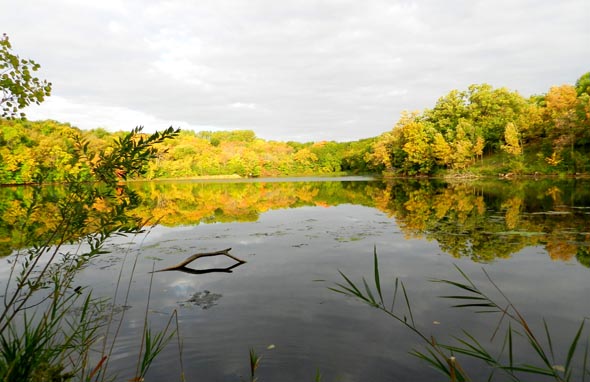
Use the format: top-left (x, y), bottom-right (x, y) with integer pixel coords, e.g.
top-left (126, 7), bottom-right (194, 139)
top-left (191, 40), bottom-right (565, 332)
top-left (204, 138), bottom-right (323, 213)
top-left (501, 122), bottom-right (523, 156)
top-left (396, 112), bottom-right (435, 175)
top-left (451, 120), bottom-right (476, 169)
top-left (424, 84), bottom-right (526, 154)
top-left (424, 89), bottom-right (469, 137)
top-left (365, 131), bottom-right (396, 172)
top-left (431, 132), bottom-right (453, 167)
top-left (575, 72), bottom-right (590, 96)
top-left (467, 85), bottom-right (527, 150)
top-left (543, 84), bottom-right (585, 170)
top-left (0, 34), bottom-right (52, 119)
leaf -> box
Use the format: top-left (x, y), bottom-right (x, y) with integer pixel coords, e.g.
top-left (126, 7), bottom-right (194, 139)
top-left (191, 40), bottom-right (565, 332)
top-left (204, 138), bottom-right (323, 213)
top-left (373, 246), bottom-right (384, 306)
top-left (565, 319), bottom-right (586, 372)
top-left (543, 319), bottom-right (555, 362)
top-left (501, 364), bottom-right (555, 376)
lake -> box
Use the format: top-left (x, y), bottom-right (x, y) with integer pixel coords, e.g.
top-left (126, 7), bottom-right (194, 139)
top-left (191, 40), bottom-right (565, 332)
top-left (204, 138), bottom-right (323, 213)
top-left (1, 177), bottom-right (589, 381)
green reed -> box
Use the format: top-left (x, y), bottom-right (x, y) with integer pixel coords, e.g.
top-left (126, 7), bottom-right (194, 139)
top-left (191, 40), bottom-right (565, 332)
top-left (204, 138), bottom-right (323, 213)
top-left (0, 127), bottom-right (181, 381)
top-left (331, 247), bottom-right (589, 382)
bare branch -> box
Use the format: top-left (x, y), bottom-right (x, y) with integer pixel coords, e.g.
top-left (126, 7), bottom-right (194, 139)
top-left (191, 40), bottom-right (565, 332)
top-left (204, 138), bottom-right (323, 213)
top-left (153, 248), bottom-right (246, 273)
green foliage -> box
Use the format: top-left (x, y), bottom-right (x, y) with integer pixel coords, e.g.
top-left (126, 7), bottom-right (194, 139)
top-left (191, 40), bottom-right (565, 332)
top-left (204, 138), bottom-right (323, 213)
top-left (249, 348), bottom-right (261, 382)
top-left (0, 120), bottom-right (377, 184)
top-left (575, 72), bottom-right (590, 96)
top-left (0, 34), bottom-right (52, 119)
top-left (370, 74), bottom-right (590, 176)
top-left (2, 73), bottom-right (590, 182)
top-left (576, 247), bottom-right (590, 268)
top-left (0, 126), bottom-right (179, 381)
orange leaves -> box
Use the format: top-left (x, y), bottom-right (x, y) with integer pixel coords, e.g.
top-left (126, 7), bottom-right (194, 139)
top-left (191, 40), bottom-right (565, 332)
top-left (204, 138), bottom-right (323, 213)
top-left (546, 85), bottom-right (578, 118)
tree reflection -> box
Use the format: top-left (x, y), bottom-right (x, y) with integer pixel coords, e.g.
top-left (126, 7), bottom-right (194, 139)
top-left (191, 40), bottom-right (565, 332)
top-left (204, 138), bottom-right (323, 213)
top-left (1, 179), bottom-right (589, 266)
top-left (376, 179), bottom-right (590, 264)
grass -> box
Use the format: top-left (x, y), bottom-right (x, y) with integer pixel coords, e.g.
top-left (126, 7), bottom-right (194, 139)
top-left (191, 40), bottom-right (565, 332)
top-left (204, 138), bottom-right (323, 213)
top-left (330, 247), bottom-right (590, 382)
top-left (0, 127), bottom-right (183, 381)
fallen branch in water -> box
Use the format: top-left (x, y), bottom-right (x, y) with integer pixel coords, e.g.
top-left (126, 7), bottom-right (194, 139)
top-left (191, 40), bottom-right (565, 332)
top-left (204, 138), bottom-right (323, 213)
top-left (165, 262), bottom-right (245, 275)
top-left (153, 248), bottom-right (246, 273)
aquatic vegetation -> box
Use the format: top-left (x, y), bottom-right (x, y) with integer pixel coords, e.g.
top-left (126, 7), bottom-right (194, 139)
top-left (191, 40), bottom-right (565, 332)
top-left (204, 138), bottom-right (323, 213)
top-left (331, 248), bottom-right (590, 382)
top-left (0, 127), bottom-right (181, 381)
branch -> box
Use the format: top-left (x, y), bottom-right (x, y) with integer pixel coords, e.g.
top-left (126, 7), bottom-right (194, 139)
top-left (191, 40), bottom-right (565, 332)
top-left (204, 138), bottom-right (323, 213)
top-left (153, 248), bottom-right (246, 273)
top-left (161, 262), bottom-right (246, 275)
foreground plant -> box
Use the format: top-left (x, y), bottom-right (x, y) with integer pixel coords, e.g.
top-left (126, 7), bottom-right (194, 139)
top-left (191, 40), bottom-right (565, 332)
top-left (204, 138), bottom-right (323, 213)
top-left (331, 247), bottom-right (589, 382)
top-left (0, 126), bottom-right (179, 381)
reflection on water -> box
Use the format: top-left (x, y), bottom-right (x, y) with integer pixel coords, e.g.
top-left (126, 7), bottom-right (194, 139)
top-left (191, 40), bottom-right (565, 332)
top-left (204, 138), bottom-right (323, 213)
top-left (3, 177), bottom-right (588, 265)
top-left (377, 179), bottom-right (590, 264)
top-left (1, 177), bottom-right (589, 381)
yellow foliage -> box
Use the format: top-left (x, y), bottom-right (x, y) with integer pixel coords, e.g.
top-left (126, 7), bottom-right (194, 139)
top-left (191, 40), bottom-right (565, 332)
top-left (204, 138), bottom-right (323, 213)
top-left (432, 133), bottom-right (453, 166)
top-left (545, 152), bottom-right (562, 166)
top-left (501, 196), bottom-right (523, 230)
top-left (501, 122), bottom-right (522, 156)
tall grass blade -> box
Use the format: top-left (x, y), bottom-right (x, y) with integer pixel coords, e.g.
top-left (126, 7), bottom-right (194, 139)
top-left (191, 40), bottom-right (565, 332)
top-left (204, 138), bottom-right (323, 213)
top-left (249, 348), bottom-right (261, 382)
top-left (582, 337), bottom-right (588, 382)
top-left (390, 277), bottom-right (399, 312)
top-left (436, 280), bottom-right (480, 295)
top-left (314, 368), bottom-right (322, 382)
top-left (337, 271), bottom-right (365, 299)
top-left (454, 264), bottom-right (479, 290)
top-left (410, 348), bottom-right (450, 377)
top-left (328, 283), bottom-right (368, 304)
top-left (502, 364), bottom-right (556, 376)
top-left (400, 281), bottom-right (415, 327)
top-left (521, 330), bottom-right (555, 374)
top-left (543, 319), bottom-right (555, 362)
top-left (174, 311), bottom-right (185, 382)
top-left (565, 319), bottom-right (586, 373)
top-left (362, 278), bottom-right (377, 306)
top-left (373, 247), bottom-right (384, 306)
top-left (88, 356), bottom-right (107, 380)
top-left (508, 322), bottom-right (513, 370)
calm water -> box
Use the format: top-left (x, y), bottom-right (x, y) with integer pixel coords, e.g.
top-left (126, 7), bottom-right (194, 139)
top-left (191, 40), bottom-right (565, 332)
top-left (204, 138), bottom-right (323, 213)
top-left (1, 177), bottom-right (589, 381)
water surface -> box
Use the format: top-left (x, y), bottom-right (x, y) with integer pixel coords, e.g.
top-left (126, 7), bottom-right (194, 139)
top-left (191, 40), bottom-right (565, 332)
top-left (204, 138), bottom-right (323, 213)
top-left (1, 177), bottom-right (589, 381)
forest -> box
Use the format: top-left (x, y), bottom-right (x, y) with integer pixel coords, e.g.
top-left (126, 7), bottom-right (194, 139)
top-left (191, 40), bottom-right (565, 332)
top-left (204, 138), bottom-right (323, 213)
top-left (0, 72), bottom-right (588, 184)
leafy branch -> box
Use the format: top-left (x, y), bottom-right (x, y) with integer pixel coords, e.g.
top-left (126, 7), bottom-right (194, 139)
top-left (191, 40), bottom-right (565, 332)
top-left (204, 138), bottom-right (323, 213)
top-left (0, 126), bottom-right (180, 381)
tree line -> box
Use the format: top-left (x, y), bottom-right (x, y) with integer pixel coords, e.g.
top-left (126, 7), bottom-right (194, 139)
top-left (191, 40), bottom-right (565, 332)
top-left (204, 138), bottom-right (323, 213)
top-left (0, 119), bottom-right (378, 183)
top-left (367, 73), bottom-right (590, 175)
top-left (0, 74), bottom-right (588, 184)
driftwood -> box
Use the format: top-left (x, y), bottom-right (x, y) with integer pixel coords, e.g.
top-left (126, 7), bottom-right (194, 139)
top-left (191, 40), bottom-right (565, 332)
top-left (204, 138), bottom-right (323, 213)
top-left (153, 248), bottom-right (246, 274)
top-left (159, 262), bottom-right (245, 275)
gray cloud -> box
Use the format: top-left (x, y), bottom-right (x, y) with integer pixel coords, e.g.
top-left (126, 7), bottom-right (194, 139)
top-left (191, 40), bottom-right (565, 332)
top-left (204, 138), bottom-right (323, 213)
top-left (2, 0), bottom-right (588, 141)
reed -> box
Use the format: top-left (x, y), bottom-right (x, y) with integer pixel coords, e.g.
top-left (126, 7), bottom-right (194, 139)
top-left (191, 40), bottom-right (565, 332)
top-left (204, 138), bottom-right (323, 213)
top-left (249, 347), bottom-right (261, 382)
top-left (0, 127), bottom-right (181, 381)
top-left (331, 247), bottom-right (590, 382)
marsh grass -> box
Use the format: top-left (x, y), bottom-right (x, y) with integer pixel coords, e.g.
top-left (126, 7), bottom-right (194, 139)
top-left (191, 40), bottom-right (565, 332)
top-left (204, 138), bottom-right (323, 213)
top-left (133, 263), bottom-right (179, 382)
top-left (249, 347), bottom-right (261, 382)
top-left (331, 247), bottom-right (590, 382)
top-left (0, 126), bottom-right (182, 381)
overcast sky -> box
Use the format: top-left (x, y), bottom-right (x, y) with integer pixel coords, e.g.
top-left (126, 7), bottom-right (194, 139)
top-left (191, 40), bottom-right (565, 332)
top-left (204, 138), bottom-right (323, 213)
top-left (2, 1), bottom-right (588, 142)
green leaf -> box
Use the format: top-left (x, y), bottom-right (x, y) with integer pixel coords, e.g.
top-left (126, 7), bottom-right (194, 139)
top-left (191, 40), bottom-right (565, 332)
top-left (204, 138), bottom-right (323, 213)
top-left (373, 246), bottom-right (384, 306)
top-left (565, 319), bottom-right (586, 372)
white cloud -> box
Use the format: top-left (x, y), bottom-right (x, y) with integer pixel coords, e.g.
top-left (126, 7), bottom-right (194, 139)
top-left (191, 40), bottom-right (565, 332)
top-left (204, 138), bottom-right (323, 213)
top-left (230, 102), bottom-right (258, 110)
top-left (24, 96), bottom-right (205, 133)
top-left (3, 0), bottom-right (589, 141)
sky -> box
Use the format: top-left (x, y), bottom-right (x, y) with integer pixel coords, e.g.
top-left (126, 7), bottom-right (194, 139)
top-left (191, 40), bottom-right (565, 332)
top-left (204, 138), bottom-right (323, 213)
top-left (1, 0), bottom-right (589, 142)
